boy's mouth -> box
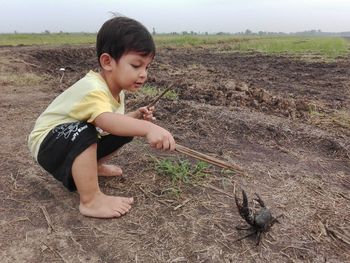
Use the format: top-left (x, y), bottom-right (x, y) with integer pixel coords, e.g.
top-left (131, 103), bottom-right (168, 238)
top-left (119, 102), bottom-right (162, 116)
top-left (134, 82), bottom-right (143, 88)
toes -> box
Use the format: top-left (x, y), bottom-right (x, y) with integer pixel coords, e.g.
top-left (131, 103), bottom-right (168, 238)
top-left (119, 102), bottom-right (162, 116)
top-left (115, 204), bottom-right (131, 214)
top-left (115, 208), bottom-right (126, 215)
top-left (122, 197), bottom-right (134, 204)
top-left (111, 211), bottom-right (122, 218)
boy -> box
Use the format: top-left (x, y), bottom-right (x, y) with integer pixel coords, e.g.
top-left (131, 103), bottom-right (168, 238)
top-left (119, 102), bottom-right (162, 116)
top-left (28, 17), bottom-right (175, 218)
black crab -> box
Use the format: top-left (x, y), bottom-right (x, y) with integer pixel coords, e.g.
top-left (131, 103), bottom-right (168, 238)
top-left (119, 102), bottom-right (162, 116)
top-left (234, 190), bottom-right (281, 245)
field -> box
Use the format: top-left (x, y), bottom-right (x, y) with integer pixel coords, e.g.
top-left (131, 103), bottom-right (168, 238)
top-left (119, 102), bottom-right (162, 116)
top-left (1, 36), bottom-right (350, 262)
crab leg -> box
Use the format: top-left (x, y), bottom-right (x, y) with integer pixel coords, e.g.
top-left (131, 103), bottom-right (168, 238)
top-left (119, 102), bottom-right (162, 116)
top-left (232, 231), bottom-right (257, 243)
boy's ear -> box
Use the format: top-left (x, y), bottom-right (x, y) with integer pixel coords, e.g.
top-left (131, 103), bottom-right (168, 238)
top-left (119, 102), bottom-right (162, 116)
top-left (99, 53), bottom-right (113, 71)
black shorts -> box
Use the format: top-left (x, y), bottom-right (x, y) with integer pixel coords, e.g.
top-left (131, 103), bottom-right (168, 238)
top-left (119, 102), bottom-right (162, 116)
top-left (37, 121), bottom-right (133, 191)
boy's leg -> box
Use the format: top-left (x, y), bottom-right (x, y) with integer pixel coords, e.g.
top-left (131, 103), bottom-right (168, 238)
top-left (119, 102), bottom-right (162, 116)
top-left (72, 143), bottom-right (134, 218)
top-left (96, 135), bottom-right (133, 177)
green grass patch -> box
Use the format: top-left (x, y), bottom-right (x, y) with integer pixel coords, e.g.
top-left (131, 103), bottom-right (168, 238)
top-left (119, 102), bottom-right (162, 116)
top-left (227, 36), bottom-right (349, 59)
top-left (154, 34), bottom-right (243, 48)
top-left (141, 84), bottom-right (178, 100)
top-left (1, 33), bottom-right (348, 59)
top-left (155, 158), bottom-right (210, 184)
top-left (0, 33), bottom-right (95, 46)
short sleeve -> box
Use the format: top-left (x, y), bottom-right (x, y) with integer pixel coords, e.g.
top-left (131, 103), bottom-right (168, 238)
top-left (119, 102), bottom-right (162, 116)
top-left (69, 90), bottom-right (113, 122)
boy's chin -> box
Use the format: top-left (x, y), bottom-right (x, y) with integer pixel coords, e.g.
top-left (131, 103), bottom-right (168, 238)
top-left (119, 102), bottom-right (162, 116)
top-left (131, 87), bottom-right (140, 92)
top-left (129, 85), bottom-right (143, 92)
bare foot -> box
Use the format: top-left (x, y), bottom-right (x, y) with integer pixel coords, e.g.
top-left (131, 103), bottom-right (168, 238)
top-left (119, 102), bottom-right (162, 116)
top-left (97, 164), bottom-right (123, 177)
top-left (79, 192), bottom-right (134, 218)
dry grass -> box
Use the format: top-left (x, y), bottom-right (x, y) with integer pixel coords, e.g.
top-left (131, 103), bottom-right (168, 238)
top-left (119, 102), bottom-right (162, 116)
top-left (0, 53), bottom-right (46, 86)
top-left (0, 72), bottom-right (44, 86)
top-left (309, 109), bottom-right (350, 136)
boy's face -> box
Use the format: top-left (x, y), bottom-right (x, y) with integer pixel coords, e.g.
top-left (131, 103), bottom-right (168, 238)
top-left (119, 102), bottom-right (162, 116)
top-left (108, 51), bottom-right (153, 93)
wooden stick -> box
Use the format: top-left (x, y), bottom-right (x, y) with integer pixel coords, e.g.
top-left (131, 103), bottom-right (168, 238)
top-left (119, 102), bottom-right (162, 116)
top-left (175, 144), bottom-right (244, 174)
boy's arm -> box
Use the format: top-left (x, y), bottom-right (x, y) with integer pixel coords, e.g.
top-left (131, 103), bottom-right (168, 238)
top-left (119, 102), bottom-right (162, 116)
top-left (125, 110), bottom-right (140, 119)
top-left (93, 112), bottom-right (175, 150)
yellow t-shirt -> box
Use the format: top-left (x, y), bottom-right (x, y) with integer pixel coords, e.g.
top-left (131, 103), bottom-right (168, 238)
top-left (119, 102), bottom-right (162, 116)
top-left (28, 70), bottom-right (125, 160)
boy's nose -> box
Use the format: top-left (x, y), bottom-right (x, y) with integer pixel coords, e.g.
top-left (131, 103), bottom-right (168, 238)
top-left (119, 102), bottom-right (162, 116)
top-left (139, 70), bottom-right (147, 79)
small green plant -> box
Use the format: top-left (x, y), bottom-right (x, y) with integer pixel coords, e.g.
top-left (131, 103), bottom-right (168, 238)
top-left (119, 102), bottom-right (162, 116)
top-left (160, 187), bottom-right (182, 197)
top-left (155, 158), bottom-right (210, 184)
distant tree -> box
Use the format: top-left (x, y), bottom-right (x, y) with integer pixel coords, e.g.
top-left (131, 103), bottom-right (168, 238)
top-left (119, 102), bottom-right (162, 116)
top-left (245, 29), bottom-right (252, 35)
top-left (152, 27), bottom-right (156, 35)
top-left (44, 30), bottom-right (50, 34)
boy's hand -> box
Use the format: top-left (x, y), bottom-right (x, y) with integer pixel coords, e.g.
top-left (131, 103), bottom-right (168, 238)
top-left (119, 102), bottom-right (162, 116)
top-left (138, 106), bottom-right (156, 121)
top-left (146, 125), bottom-right (176, 151)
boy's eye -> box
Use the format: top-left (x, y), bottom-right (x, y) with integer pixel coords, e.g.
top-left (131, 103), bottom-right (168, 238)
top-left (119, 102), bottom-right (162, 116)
top-left (131, 64), bottom-right (141, 68)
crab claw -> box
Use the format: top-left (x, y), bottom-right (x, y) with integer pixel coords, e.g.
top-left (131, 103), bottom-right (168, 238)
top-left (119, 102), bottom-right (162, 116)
top-left (242, 190), bottom-right (249, 208)
top-left (235, 190), bottom-right (247, 216)
top-left (235, 190), bottom-right (254, 226)
top-left (254, 193), bottom-right (266, 208)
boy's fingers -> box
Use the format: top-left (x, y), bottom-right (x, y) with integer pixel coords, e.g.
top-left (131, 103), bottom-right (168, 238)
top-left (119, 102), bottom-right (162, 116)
top-left (168, 136), bottom-right (176, 151)
top-left (139, 108), bottom-right (147, 114)
top-left (162, 139), bottom-right (170, 150)
top-left (156, 141), bottom-right (163, 150)
top-left (143, 114), bottom-right (155, 121)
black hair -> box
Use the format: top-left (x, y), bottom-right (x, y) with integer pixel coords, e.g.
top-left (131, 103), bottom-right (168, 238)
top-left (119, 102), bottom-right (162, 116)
top-left (96, 16), bottom-right (155, 65)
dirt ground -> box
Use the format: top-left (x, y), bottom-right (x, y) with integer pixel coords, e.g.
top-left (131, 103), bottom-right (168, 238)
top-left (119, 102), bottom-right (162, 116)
top-left (1, 44), bottom-right (349, 262)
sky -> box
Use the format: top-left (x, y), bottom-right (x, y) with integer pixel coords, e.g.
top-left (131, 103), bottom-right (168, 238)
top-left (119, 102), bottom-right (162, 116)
top-left (0, 0), bottom-right (349, 34)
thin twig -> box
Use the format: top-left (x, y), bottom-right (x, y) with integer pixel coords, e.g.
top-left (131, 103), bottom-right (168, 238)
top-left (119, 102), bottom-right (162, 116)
top-left (42, 242), bottom-right (68, 263)
top-left (40, 205), bottom-right (54, 233)
top-left (0, 216), bottom-right (30, 227)
top-left (338, 192), bottom-right (350, 201)
top-left (12, 58), bottom-right (39, 68)
top-left (9, 172), bottom-right (18, 190)
top-left (203, 183), bottom-right (235, 198)
top-left (147, 85), bottom-right (173, 109)
top-left (136, 85), bottom-right (172, 119)
top-left (325, 226), bottom-right (350, 246)
top-left (173, 198), bottom-right (191, 211)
